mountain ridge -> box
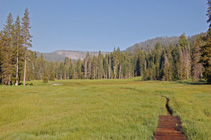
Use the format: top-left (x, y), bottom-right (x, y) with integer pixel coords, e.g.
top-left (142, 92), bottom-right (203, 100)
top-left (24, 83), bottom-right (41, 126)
top-left (37, 33), bottom-right (205, 62)
top-left (36, 50), bottom-right (109, 62)
top-left (125, 36), bottom-right (179, 52)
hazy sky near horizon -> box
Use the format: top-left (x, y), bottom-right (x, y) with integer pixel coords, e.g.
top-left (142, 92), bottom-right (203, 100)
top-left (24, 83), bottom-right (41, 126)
top-left (0, 0), bottom-right (209, 52)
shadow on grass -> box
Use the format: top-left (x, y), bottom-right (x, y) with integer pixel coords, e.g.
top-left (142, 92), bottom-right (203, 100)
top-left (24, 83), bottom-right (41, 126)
top-left (176, 81), bottom-right (208, 85)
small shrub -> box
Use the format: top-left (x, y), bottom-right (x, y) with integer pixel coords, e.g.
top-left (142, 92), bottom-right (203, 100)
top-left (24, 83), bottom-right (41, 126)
top-left (49, 72), bottom-right (55, 81)
top-left (43, 77), bottom-right (48, 83)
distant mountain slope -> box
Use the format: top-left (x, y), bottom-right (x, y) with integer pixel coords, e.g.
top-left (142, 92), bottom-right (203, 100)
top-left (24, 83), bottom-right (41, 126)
top-left (36, 50), bottom-right (108, 62)
top-left (36, 33), bottom-right (205, 62)
top-left (125, 33), bottom-right (206, 52)
top-left (125, 36), bottom-right (180, 52)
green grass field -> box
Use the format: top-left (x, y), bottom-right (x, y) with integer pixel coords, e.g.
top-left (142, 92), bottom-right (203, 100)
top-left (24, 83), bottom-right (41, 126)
top-left (0, 79), bottom-right (210, 140)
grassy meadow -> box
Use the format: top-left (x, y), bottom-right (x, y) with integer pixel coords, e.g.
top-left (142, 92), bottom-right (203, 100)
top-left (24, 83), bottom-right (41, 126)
top-left (0, 78), bottom-right (211, 140)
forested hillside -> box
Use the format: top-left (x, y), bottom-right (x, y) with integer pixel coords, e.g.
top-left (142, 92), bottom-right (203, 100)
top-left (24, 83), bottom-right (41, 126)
top-left (126, 36), bottom-right (179, 52)
top-left (125, 34), bottom-right (206, 52)
top-left (36, 35), bottom-right (204, 62)
top-left (0, 7), bottom-right (211, 85)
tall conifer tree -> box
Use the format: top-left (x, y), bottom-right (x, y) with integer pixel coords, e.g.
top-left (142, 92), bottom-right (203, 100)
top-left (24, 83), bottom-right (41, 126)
top-left (201, 0), bottom-right (211, 83)
top-left (13, 16), bottom-right (22, 85)
top-left (192, 36), bottom-right (203, 82)
top-left (0, 32), bottom-right (3, 84)
top-left (2, 13), bottom-right (13, 85)
top-left (22, 8), bottom-right (32, 86)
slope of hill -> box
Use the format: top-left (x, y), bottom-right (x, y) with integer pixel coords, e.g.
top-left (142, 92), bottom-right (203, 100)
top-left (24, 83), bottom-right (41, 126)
top-left (125, 36), bottom-right (180, 52)
top-left (37, 33), bottom-right (205, 62)
top-left (125, 33), bottom-right (206, 52)
top-left (36, 50), bottom-right (108, 62)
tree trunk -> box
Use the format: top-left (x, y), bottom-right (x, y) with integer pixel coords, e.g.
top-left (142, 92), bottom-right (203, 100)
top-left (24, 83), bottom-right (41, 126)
top-left (119, 65), bottom-right (121, 79)
top-left (114, 66), bottom-right (117, 79)
top-left (8, 74), bottom-right (11, 85)
top-left (15, 54), bottom-right (18, 86)
top-left (108, 65), bottom-right (110, 79)
top-left (15, 35), bottom-right (19, 86)
top-left (108, 56), bottom-right (111, 79)
top-left (94, 68), bottom-right (95, 80)
top-left (84, 59), bottom-right (87, 79)
top-left (23, 48), bottom-right (27, 86)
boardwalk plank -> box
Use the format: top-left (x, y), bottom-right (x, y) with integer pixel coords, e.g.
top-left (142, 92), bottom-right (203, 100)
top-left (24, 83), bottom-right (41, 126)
top-left (153, 98), bottom-right (187, 140)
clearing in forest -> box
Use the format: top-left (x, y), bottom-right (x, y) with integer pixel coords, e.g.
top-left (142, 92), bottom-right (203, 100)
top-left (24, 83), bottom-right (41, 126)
top-left (0, 79), bottom-right (210, 139)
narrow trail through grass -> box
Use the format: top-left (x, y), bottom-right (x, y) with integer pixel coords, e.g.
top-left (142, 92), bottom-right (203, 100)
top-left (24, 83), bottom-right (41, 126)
top-left (153, 97), bottom-right (187, 140)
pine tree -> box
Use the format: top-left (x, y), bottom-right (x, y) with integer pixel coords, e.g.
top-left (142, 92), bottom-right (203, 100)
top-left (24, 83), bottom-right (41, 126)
top-left (84, 52), bottom-right (89, 79)
top-left (192, 36), bottom-right (203, 82)
top-left (161, 48), bottom-right (173, 81)
top-left (166, 45), bottom-right (174, 81)
top-left (76, 58), bottom-right (82, 79)
top-left (207, 0), bottom-right (211, 28)
top-left (103, 54), bottom-right (109, 79)
top-left (91, 56), bottom-right (97, 79)
top-left (179, 34), bottom-right (189, 48)
top-left (163, 52), bottom-right (170, 80)
top-left (68, 58), bottom-right (73, 79)
top-left (49, 72), bottom-right (55, 81)
top-left (201, 30), bottom-right (211, 83)
top-left (112, 48), bottom-right (117, 79)
top-left (118, 52), bottom-right (124, 79)
top-left (87, 57), bottom-right (92, 79)
top-left (200, 0), bottom-right (211, 83)
top-left (139, 51), bottom-right (146, 78)
top-left (64, 57), bottom-right (70, 79)
top-left (71, 62), bottom-right (76, 79)
top-left (13, 16), bottom-right (22, 85)
top-left (98, 51), bottom-right (104, 79)
top-left (58, 62), bottom-right (64, 80)
top-left (178, 34), bottom-right (191, 79)
top-left (22, 8), bottom-right (32, 86)
top-left (107, 54), bottom-right (111, 79)
top-left (0, 32), bottom-right (3, 84)
top-left (134, 47), bottom-right (141, 77)
top-left (154, 42), bottom-right (162, 79)
top-left (27, 51), bottom-right (37, 80)
top-left (2, 13), bottom-right (13, 85)
top-left (177, 46), bottom-right (184, 80)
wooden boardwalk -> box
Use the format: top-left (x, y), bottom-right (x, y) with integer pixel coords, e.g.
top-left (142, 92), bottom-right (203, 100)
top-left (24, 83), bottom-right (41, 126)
top-left (153, 98), bottom-right (187, 140)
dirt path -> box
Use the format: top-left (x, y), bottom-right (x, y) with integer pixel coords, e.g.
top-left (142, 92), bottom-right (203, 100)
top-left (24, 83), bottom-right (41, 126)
top-left (153, 97), bottom-right (187, 140)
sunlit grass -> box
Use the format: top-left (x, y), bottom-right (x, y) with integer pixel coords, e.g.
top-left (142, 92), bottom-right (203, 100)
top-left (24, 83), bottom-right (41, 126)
top-left (0, 79), bottom-right (165, 140)
top-left (0, 79), bottom-right (210, 139)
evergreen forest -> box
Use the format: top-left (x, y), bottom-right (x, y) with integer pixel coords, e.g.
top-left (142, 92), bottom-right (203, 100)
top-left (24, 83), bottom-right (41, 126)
top-left (0, 7), bottom-right (211, 85)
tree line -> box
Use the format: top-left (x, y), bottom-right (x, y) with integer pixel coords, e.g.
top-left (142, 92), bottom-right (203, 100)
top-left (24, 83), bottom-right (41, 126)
top-left (0, 6), bottom-right (211, 85)
top-left (0, 8), bottom-right (31, 86)
top-left (31, 34), bottom-right (207, 83)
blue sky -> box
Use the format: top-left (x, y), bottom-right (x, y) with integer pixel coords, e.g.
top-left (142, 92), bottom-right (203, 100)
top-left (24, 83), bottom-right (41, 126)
top-left (0, 0), bottom-right (209, 52)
